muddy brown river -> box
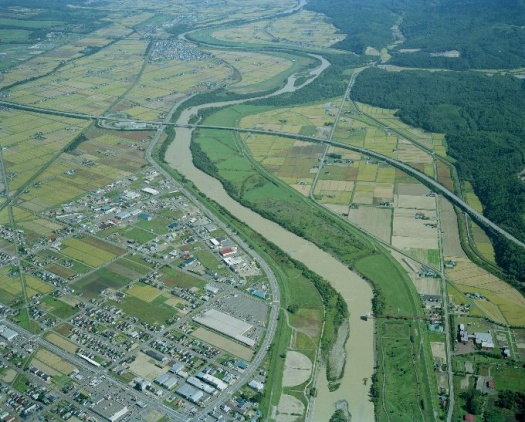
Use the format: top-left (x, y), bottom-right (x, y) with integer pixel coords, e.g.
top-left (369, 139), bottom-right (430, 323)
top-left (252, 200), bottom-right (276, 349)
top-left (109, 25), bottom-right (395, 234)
top-left (165, 62), bottom-right (375, 420)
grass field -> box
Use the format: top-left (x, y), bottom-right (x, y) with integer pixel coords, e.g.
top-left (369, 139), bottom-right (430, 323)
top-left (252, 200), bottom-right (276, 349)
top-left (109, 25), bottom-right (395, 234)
top-left (161, 266), bottom-right (205, 290)
top-left (41, 296), bottom-right (78, 319)
top-left (72, 268), bottom-right (130, 299)
top-left (108, 294), bottom-right (176, 325)
top-left (60, 237), bottom-right (117, 267)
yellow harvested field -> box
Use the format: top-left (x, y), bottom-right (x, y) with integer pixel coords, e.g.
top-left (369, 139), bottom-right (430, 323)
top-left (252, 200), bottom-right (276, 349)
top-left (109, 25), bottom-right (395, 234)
top-left (292, 183), bottom-right (312, 196)
top-left (34, 349), bottom-right (76, 375)
top-left (211, 50), bottom-right (292, 89)
top-left (353, 191), bottom-right (374, 205)
top-left (446, 257), bottom-right (525, 325)
top-left (315, 180), bottom-right (354, 192)
top-left (127, 284), bottom-right (163, 302)
top-left (392, 208), bottom-right (438, 250)
top-left (348, 206), bottom-right (392, 243)
top-left (212, 10), bottom-right (344, 48)
top-left (395, 194), bottom-right (436, 210)
top-left (242, 101), bottom-right (337, 135)
top-left (192, 327), bottom-right (254, 361)
top-left (356, 162), bottom-right (378, 181)
top-left (165, 296), bottom-right (190, 308)
top-left (61, 237), bottom-right (116, 267)
top-left (0, 271), bottom-right (22, 296)
top-left (25, 275), bottom-right (54, 295)
top-left (397, 140), bottom-right (433, 164)
top-left (46, 333), bottom-right (78, 354)
top-left (440, 198), bottom-right (466, 258)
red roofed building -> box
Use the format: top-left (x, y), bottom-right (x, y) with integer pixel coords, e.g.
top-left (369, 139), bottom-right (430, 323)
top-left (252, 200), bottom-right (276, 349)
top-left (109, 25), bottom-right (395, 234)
top-left (219, 247), bottom-right (236, 257)
top-left (464, 414), bottom-right (476, 422)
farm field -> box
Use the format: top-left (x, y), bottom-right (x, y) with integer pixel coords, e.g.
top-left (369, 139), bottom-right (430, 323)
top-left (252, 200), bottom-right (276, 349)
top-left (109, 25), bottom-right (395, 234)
top-left (72, 268), bottom-right (130, 299)
top-left (17, 129), bottom-right (146, 211)
top-left (108, 293), bottom-right (178, 325)
top-left (32, 348), bottom-right (76, 376)
top-left (210, 10), bottom-right (344, 49)
top-left (241, 100), bottom-right (338, 138)
top-left (60, 236), bottom-right (121, 267)
top-left (208, 50), bottom-right (298, 94)
top-left (6, 38), bottom-right (147, 115)
top-left (243, 125), bottom-right (440, 265)
top-left (446, 257), bottom-right (525, 326)
top-left (0, 110), bottom-right (90, 193)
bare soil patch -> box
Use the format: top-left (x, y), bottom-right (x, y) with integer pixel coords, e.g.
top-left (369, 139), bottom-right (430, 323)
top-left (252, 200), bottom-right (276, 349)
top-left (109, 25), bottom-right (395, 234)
top-left (348, 206), bottom-right (392, 243)
top-left (46, 332), bottom-right (78, 354)
top-left (282, 351), bottom-right (312, 387)
top-left (276, 394), bottom-right (305, 422)
top-left (192, 327), bottom-right (254, 361)
top-left (34, 349), bottom-right (76, 375)
top-left (440, 198), bottom-right (466, 258)
top-left (430, 342), bottom-right (446, 363)
top-left (129, 352), bottom-right (166, 379)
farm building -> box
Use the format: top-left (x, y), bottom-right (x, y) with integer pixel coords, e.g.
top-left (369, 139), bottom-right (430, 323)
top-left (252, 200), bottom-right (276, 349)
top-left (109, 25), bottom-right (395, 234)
top-left (220, 247), bottom-right (236, 257)
top-left (181, 257), bottom-right (197, 268)
top-left (474, 332), bottom-right (494, 349)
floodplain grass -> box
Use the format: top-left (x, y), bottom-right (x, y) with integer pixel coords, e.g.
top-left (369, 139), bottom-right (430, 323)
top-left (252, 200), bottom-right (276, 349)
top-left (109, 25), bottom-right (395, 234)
top-left (376, 319), bottom-right (436, 421)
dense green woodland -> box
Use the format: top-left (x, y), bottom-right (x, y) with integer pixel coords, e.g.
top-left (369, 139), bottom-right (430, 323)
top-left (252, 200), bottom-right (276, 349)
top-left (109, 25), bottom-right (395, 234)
top-left (307, 0), bottom-right (525, 69)
top-left (352, 68), bottom-right (525, 282)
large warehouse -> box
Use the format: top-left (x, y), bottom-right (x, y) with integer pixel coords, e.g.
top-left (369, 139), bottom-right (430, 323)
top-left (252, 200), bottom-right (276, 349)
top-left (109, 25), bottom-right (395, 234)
top-left (192, 309), bottom-right (255, 347)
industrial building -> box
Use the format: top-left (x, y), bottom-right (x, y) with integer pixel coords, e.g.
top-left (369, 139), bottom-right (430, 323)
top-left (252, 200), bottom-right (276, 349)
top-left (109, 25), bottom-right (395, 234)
top-left (193, 309), bottom-right (255, 347)
top-left (91, 399), bottom-right (129, 422)
top-left (0, 325), bottom-right (18, 341)
top-left (187, 376), bottom-right (216, 394)
top-left (176, 383), bottom-right (204, 403)
top-left (197, 372), bottom-right (228, 391)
